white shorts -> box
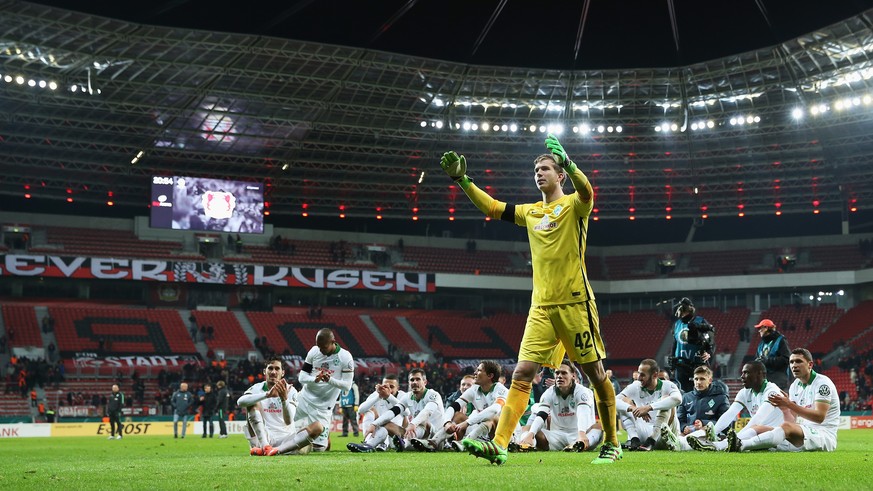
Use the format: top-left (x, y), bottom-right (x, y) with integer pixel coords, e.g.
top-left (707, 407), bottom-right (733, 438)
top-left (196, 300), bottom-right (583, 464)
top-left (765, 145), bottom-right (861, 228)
top-left (775, 425), bottom-right (837, 452)
top-left (294, 401), bottom-right (332, 448)
top-left (542, 429), bottom-right (577, 450)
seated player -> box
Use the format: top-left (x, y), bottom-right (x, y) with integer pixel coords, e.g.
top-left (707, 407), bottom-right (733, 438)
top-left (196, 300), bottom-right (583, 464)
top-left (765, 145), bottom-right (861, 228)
top-left (295, 328), bottom-right (355, 452)
top-left (617, 358), bottom-right (682, 451)
top-left (513, 361), bottom-right (603, 452)
top-left (659, 365), bottom-right (729, 451)
top-left (348, 374), bottom-right (408, 453)
top-left (683, 360), bottom-right (783, 451)
top-left (411, 360), bottom-right (507, 452)
top-left (723, 348), bottom-right (839, 453)
top-left (236, 357), bottom-right (322, 456)
top-left (371, 368), bottom-right (444, 451)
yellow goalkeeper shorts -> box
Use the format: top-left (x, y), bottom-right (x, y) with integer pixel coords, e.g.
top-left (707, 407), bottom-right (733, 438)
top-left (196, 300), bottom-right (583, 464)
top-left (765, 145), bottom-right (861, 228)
top-left (518, 301), bottom-right (605, 366)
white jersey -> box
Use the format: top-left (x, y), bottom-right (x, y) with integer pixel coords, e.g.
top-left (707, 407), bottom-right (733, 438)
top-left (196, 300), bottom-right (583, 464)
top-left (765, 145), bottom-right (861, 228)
top-left (242, 382), bottom-right (298, 438)
top-left (391, 388), bottom-right (444, 429)
top-left (619, 379), bottom-right (682, 409)
top-left (735, 381), bottom-right (782, 416)
top-left (298, 345), bottom-right (355, 410)
top-left (539, 383), bottom-right (596, 433)
top-left (459, 382), bottom-right (508, 412)
top-left (789, 371), bottom-right (840, 435)
top-left (359, 390), bottom-right (408, 423)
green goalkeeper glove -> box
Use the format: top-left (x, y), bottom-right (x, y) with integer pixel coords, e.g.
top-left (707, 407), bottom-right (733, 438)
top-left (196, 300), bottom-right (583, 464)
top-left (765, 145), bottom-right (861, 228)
top-left (544, 133), bottom-right (578, 173)
top-left (440, 151), bottom-right (467, 180)
top-left (440, 151), bottom-right (474, 189)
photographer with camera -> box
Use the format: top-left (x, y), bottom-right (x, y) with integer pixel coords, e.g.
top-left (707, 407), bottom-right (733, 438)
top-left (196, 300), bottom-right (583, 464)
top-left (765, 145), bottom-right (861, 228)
top-left (669, 298), bottom-right (715, 393)
top-left (754, 319), bottom-right (791, 390)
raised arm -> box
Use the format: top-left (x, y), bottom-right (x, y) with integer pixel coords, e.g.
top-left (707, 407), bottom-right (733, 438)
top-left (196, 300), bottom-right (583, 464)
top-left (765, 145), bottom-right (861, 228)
top-left (544, 134), bottom-right (593, 201)
top-left (440, 151), bottom-right (508, 220)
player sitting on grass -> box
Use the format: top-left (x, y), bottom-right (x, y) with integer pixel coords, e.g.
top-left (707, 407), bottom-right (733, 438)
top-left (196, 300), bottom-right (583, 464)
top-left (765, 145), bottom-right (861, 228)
top-left (658, 365), bottom-right (729, 451)
top-left (348, 374), bottom-right (408, 453)
top-left (411, 361), bottom-right (507, 452)
top-left (370, 368), bottom-right (443, 452)
top-left (682, 361), bottom-right (784, 451)
top-left (512, 362), bottom-right (603, 452)
top-left (617, 358), bottom-right (682, 451)
top-left (721, 348), bottom-right (840, 453)
top-left (237, 357), bottom-right (323, 456)
top-left (295, 328), bottom-right (355, 452)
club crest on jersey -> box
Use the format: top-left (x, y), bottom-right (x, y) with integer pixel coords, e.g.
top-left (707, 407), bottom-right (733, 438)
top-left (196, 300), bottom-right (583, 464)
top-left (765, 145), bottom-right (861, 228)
top-left (553, 204), bottom-right (563, 217)
top-left (708, 399), bottom-right (715, 408)
top-left (534, 215), bottom-right (557, 231)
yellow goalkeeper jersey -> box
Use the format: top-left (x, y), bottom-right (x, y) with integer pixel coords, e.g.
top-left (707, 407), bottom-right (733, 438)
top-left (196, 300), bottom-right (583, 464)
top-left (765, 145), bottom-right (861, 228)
top-left (513, 191), bottom-right (594, 306)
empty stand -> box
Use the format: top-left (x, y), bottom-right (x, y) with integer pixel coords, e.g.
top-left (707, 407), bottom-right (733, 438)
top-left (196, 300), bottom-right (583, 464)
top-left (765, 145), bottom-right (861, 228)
top-left (31, 226), bottom-right (188, 260)
top-left (191, 310), bottom-right (254, 356)
top-left (600, 310), bottom-right (671, 363)
top-left (695, 307), bottom-right (751, 356)
top-left (404, 311), bottom-right (524, 359)
top-left (49, 307), bottom-right (197, 355)
top-left (0, 393), bottom-right (31, 416)
top-left (247, 308), bottom-right (386, 358)
top-left (398, 246), bottom-right (519, 276)
top-left (368, 313), bottom-right (422, 353)
top-left (809, 300), bottom-right (873, 353)
top-left (1, 305), bottom-right (43, 347)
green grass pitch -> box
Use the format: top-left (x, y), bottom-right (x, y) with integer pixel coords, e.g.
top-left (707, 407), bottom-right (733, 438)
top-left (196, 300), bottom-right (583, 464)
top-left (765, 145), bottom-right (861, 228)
top-left (3, 431), bottom-right (872, 490)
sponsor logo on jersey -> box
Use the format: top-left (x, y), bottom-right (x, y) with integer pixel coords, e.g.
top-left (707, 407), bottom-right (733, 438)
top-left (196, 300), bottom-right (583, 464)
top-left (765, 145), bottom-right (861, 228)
top-left (533, 216), bottom-right (557, 231)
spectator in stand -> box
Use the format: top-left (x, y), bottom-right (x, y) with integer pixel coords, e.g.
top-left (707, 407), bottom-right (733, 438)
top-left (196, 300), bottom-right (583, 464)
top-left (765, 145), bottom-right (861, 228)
top-left (200, 383), bottom-right (218, 438)
top-left (754, 319), bottom-right (791, 390)
top-left (171, 382), bottom-right (195, 438)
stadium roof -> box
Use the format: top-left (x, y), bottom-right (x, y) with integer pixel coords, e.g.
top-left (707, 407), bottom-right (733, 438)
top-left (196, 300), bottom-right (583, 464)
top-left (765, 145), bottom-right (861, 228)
top-left (3, 0), bottom-right (873, 240)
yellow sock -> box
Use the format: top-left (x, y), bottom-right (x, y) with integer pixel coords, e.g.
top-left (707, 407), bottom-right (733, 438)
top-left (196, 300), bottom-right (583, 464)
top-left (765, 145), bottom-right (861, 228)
top-left (592, 378), bottom-right (618, 446)
top-left (493, 380), bottom-right (531, 448)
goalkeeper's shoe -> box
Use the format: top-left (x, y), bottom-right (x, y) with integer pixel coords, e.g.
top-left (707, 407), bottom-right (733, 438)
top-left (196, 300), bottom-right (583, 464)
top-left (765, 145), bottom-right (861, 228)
top-left (705, 421), bottom-right (717, 443)
top-left (462, 438), bottom-right (507, 465)
top-left (726, 428), bottom-right (742, 453)
top-left (265, 446), bottom-right (280, 456)
top-left (591, 442), bottom-right (622, 464)
top-left (249, 447), bottom-right (264, 456)
top-left (686, 435), bottom-right (716, 452)
top-left (346, 442), bottom-right (375, 453)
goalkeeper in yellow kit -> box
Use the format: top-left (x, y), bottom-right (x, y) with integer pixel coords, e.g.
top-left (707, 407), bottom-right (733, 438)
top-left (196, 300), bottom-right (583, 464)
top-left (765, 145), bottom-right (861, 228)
top-left (440, 134), bottom-right (621, 465)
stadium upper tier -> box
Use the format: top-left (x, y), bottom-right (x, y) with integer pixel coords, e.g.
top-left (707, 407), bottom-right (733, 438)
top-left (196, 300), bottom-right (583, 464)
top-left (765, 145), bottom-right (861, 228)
top-left (2, 3), bottom-right (873, 222)
top-left (14, 224), bottom-right (873, 280)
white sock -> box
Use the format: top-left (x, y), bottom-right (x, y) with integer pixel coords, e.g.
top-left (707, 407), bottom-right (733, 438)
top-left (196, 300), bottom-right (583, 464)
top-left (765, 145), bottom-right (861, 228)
top-left (736, 427), bottom-right (757, 440)
top-left (714, 439), bottom-right (728, 451)
top-left (275, 429), bottom-right (313, 454)
top-left (620, 413), bottom-right (638, 440)
top-left (430, 427), bottom-right (448, 446)
top-left (586, 429), bottom-right (603, 449)
top-left (676, 435), bottom-right (692, 451)
top-left (366, 426), bottom-right (388, 447)
top-left (246, 409), bottom-right (269, 447)
top-left (742, 427), bottom-right (785, 451)
top-left (466, 423), bottom-right (490, 441)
